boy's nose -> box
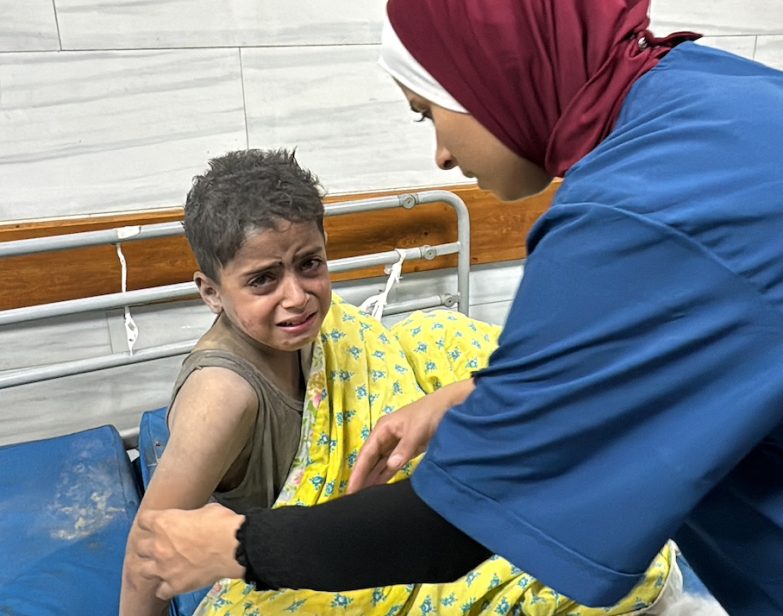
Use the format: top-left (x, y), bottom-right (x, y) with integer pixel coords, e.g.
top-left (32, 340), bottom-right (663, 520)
top-left (280, 274), bottom-right (308, 308)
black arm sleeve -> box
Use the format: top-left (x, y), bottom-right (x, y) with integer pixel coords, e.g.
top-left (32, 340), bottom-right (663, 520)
top-left (238, 478), bottom-right (492, 591)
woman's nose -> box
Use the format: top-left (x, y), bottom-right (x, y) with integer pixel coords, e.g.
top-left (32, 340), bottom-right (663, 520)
top-left (435, 144), bottom-right (456, 171)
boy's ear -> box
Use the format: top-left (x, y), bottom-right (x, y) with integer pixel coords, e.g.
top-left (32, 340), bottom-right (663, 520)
top-left (194, 271), bottom-right (223, 314)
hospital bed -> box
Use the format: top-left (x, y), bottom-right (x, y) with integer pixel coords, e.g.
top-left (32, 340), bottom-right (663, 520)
top-left (0, 190), bottom-right (472, 614)
top-left (0, 187), bottom-right (719, 614)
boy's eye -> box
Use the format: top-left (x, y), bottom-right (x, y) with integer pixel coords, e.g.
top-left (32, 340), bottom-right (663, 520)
top-left (249, 273), bottom-right (275, 287)
top-left (301, 257), bottom-right (325, 273)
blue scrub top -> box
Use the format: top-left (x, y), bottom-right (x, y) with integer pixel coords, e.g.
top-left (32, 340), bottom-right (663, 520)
top-left (411, 42), bottom-right (783, 615)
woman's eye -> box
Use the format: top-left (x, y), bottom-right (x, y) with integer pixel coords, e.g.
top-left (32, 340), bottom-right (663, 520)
top-left (413, 111), bottom-right (432, 123)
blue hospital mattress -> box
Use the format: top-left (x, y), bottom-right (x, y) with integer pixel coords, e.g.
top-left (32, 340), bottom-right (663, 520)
top-left (0, 425), bottom-right (140, 614)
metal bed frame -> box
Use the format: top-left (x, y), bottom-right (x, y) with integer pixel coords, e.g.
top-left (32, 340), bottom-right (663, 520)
top-left (0, 191), bottom-right (470, 424)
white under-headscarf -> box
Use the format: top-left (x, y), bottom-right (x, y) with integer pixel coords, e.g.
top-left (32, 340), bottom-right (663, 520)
top-left (378, 12), bottom-right (468, 113)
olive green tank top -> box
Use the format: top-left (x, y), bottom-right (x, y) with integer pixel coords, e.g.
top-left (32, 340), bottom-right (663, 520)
top-left (169, 313), bottom-right (305, 514)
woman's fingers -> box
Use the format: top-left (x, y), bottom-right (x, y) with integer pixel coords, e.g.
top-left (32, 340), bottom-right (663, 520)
top-left (348, 418), bottom-right (401, 492)
top-left (131, 505), bottom-right (245, 596)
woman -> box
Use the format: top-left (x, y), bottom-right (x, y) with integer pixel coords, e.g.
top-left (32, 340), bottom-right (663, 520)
top-left (133, 1), bottom-right (783, 614)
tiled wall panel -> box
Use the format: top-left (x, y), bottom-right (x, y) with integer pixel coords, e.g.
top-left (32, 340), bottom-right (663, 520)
top-left (651, 0), bottom-right (783, 35)
top-left (1, 1), bottom-right (780, 444)
top-left (0, 358), bottom-right (183, 446)
top-left (54, 0), bottom-right (386, 49)
top-left (1, 0), bottom-right (779, 222)
top-left (0, 0), bottom-right (59, 52)
top-left (0, 49), bottom-right (246, 220)
top-left (242, 45), bottom-right (464, 195)
top-left (696, 36), bottom-right (758, 59)
top-left (755, 35), bottom-right (783, 69)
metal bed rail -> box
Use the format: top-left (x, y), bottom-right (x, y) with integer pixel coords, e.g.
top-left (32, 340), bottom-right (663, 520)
top-left (0, 191), bottom-right (470, 392)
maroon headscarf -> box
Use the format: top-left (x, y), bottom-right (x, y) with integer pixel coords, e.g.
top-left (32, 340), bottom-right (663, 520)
top-left (386, 0), bottom-right (699, 177)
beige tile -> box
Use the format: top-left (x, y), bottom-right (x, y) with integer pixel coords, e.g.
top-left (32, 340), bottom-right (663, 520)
top-left (0, 49), bottom-right (246, 221)
top-left (55, 0), bottom-right (386, 49)
top-left (242, 45), bottom-right (467, 196)
top-left (755, 35), bottom-right (783, 70)
top-left (0, 0), bottom-right (59, 51)
top-left (651, 0), bottom-right (783, 36)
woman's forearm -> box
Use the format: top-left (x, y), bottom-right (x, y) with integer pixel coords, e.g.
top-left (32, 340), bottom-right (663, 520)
top-left (241, 479), bottom-right (491, 590)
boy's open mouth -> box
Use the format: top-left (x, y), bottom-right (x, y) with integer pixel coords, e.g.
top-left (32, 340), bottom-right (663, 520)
top-left (278, 312), bottom-right (316, 328)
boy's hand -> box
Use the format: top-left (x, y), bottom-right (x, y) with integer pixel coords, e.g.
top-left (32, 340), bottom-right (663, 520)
top-left (347, 378), bottom-right (475, 493)
top-left (134, 503), bottom-right (246, 599)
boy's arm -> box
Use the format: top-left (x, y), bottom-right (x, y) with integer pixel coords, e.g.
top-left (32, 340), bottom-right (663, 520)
top-left (120, 367), bottom-right (258, 616)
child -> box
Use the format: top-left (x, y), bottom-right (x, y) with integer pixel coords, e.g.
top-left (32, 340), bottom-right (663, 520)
top-left (120, 148), bottom-right (332, 616)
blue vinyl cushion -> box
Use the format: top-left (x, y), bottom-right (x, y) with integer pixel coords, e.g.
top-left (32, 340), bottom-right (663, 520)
top-left (0, 425), bottom-right (140, 614)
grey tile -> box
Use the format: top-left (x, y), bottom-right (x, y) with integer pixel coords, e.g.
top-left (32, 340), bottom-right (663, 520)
top-left (0, 48), bottom-right (246, 221)
top-left (651, 0), bottom-right (783, 36)
top-left (0, 0), bottom-right (59, 51)
top-left (755, 35), bottom-right (783, 70)
top-left (242, 45), bottom-right (467, 196)
top-left (55, 0), bottom-right (386, 49)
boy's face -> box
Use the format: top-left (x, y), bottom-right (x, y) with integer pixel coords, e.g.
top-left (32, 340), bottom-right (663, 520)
top-left (196, 221), bottom-right (331, 354)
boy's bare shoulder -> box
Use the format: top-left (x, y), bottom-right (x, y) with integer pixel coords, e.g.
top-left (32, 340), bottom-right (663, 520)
top-left (169, 366), bottom-right (259, 431)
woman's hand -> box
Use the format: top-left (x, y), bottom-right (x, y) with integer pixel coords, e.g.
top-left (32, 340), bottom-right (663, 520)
top-left (133, 503), bottom-right (246, 599)
top-left (347, 378), bottom-right (475, 493)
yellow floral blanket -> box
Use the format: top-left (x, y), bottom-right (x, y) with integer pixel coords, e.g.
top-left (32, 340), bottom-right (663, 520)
top-left (195, 297), bottom-right (672, 616)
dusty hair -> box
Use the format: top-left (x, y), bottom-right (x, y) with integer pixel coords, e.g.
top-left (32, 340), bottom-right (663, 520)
top-left (184, 148), bottom-right (325, 280)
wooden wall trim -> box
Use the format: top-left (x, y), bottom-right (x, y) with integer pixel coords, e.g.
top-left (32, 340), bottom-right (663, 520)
top-left (0, 182), bottom-right (558, 311)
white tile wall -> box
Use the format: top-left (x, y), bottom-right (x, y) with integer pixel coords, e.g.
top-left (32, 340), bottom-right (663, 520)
top-left (0, 313), bottom-right (112, 371)
top-left (756, 36), bottom-right (783, 69)
top-left (242, 45), bottom-right (464, 196)
top-left (651, 0), bottom-right (783, 36)
top-left (0, 0), bottom-right (59, 52)
top-left (54, 0), bottom-right (386, 50)
top-left (695, 36), bottom-right (758, 59)
top-left (0, 49), bottom-right (247, 220)
top-left (0, 357), bottom-right (182, 446)
top-left (1, 0), bottom-right (779, 222)
top-left (105, 300), bottom-right (213, 354)
top-left (1, 0), bottom-right (780, 445)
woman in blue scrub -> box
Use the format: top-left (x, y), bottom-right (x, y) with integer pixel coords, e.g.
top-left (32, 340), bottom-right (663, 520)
top-left (133, 1), bottom-right (783, 613)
